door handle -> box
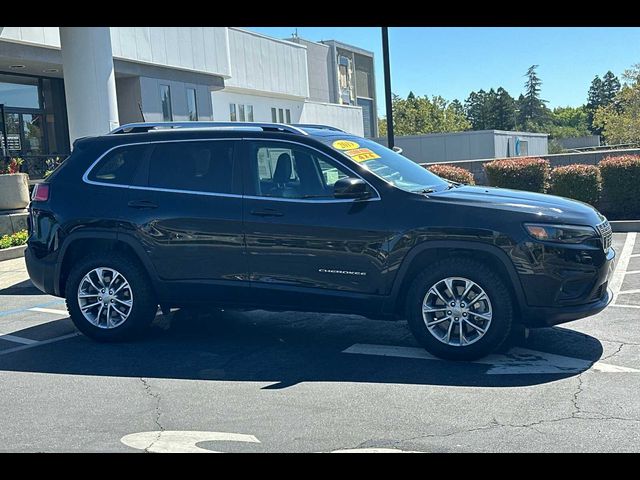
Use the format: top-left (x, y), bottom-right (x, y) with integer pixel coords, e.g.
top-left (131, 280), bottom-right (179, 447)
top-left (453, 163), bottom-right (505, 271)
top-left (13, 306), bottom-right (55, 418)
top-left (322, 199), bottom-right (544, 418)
top-left (127, 200), bottom-right (158, 209)
top-left (250, 208), bottom-right (284, 217)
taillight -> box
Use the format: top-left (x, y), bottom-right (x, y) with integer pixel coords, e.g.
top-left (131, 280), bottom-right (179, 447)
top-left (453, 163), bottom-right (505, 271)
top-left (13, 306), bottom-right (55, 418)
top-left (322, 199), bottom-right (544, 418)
top-left (32, 183), bottom-right (50, 202)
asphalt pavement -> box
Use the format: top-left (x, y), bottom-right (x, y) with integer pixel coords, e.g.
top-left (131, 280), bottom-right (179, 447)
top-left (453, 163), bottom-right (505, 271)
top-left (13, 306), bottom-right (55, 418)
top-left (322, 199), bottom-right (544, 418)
top-left (0, 232), bottom-right (638, 452)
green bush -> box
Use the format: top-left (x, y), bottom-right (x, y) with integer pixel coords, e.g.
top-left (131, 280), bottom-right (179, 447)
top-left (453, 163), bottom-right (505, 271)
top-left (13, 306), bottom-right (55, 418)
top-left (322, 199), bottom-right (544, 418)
top-left (484, 157), bottom-right (550, 193)
top-left (599, 155), bottom-right (640, 217)
top-left (427, 164), bottom-right (475, 185)
top-left (0, 230), bottom-right (28, 250)
top-left (548, 164), bottom-right (601, 205)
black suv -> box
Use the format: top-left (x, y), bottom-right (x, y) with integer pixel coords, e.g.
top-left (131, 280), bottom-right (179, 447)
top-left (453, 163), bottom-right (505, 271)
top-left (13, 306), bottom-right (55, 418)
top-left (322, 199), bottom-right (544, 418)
top-left (25, 122), bottom-right (615, 360)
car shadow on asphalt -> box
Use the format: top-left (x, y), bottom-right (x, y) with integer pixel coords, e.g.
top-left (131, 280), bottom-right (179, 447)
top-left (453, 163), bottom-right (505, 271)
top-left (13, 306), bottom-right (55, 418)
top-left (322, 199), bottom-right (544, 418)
top-left (0, 307), bottom-right (604, 389)
top-left (0, 280), bottom-right (43, 296)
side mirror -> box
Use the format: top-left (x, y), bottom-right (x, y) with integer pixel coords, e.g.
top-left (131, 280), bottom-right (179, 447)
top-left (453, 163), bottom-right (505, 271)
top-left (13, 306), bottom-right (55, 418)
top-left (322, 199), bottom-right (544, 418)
top-left (334, 177), bottom-right (370, 200)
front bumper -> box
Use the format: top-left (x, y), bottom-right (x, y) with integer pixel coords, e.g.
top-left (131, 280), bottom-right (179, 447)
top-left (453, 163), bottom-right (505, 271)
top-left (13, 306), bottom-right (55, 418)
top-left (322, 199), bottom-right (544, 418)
top-left (520, 246), bottom-right (616, 327)
top-left (24, 246), bottom-right (59, 297)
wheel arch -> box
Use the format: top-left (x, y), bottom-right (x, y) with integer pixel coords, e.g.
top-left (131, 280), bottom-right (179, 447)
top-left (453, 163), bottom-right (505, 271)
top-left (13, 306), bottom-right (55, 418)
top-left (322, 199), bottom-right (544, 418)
top-left (55, 231), bottom-right (160, 297)
top-left (385, 241), bottom-right (526, 320)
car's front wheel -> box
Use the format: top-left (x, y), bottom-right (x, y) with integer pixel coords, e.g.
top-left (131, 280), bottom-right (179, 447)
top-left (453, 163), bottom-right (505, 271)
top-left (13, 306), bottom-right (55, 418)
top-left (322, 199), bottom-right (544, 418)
top-left (65, 252), bottom-right (157, 341)
top-left (406, 258), bottom-right (514, 360)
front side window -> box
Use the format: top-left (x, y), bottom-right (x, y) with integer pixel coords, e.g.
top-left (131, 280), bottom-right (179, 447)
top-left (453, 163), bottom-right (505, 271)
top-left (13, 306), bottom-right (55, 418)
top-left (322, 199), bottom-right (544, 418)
top-left (323, 137), bottom-right (449, 193)
top-left (148, 141), bottom-right (236, 194)
top-left (249, 141), bottom-right (354, 199)
top-left (88, 145), bottom-right (148, 185)
top-left (160, 85), bottom-right (172, 121)
top-left (186, 88), bottom-right (198, 121)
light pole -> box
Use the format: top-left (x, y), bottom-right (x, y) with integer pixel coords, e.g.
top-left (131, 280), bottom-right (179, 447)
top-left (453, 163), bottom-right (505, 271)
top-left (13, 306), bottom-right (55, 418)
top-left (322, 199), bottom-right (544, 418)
top-left (382, 27), bottom-right (394, 149)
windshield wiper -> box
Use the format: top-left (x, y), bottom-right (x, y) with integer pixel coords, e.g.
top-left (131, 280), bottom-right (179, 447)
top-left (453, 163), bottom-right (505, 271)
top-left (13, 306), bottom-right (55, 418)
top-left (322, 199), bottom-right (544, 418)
top-left (411, 188), bottom-right (436, 194)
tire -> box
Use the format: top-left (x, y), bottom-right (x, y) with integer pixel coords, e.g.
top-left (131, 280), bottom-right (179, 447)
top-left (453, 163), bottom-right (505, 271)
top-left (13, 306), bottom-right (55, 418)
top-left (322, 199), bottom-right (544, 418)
top-left (65, 251), bottom-right (158, 342)
top-left (405, 258), bottom-right (514, 361)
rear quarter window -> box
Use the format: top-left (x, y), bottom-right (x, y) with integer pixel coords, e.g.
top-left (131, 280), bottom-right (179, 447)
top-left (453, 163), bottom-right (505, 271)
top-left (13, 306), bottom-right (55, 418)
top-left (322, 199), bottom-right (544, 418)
top-left (87, 144), bottom-right (148, 185)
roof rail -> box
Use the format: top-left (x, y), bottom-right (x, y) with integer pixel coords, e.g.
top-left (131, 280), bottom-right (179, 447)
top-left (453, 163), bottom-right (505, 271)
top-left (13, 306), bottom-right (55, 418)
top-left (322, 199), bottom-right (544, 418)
top-left (292, 124), bottom-right (346, 133)
top-left (109, 122), bottom-right (308, 135)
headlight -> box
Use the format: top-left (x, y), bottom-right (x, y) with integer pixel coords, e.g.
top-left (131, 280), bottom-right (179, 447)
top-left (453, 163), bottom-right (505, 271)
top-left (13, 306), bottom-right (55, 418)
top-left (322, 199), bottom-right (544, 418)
top-left (524, 223), bottom-right (597, 244)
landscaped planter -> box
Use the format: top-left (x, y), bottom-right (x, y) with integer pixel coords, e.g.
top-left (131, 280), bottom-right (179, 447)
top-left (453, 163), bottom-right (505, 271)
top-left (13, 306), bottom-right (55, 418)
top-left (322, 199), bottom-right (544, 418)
top-left (0, 173), bottom-right (30, 211)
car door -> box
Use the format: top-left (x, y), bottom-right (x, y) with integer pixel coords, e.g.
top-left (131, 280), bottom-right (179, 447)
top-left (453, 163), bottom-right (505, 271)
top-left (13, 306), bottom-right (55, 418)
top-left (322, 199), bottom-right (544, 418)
top-left (241, 138), bottom-right (391, 307)
top-left (126, 138), bottom-right (247, 302)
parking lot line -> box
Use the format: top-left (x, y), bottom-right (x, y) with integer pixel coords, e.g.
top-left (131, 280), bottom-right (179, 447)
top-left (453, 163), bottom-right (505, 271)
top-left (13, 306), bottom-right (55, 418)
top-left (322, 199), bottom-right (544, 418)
top-left (28, 307), bottom-right (68, 316)
top-left (0, 333), bottom-right (80, 356)
top-left (618, 288), bottom-right (640, 295)
top-left (0, 300), bottom-right (66, 318)
top-left (342, 343), bottom-right (640, 374)
top-left (610, 233), bottom-right (637, 304)
top-left (0, 334), bottom-right (38, 345)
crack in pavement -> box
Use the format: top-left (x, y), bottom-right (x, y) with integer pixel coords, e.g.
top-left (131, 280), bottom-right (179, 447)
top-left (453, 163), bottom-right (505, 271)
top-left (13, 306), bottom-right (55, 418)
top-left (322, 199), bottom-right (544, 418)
top-left (599, 343), bottom-right (625, 362)
top-left (139, 377), bottom-right (163, 453)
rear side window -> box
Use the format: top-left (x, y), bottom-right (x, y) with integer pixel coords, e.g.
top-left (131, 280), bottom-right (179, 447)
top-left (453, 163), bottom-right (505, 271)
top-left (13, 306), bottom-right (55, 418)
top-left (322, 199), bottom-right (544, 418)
top-left (148, 140), bottom-right (236, 194)
top-left (88, 145), bottom-right (147, 185)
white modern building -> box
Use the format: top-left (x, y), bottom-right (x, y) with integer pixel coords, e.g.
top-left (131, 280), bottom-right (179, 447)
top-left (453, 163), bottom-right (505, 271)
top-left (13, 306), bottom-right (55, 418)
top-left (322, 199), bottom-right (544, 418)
top-left (0, 27), bottom-right (366, 175)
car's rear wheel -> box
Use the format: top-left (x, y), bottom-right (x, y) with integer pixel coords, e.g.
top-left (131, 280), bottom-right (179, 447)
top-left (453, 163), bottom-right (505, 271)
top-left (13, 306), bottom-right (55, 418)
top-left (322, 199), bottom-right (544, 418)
top-left (65, 252), bottom-right (157, 341)
top-left (406, 258), bottom-right (513, 360)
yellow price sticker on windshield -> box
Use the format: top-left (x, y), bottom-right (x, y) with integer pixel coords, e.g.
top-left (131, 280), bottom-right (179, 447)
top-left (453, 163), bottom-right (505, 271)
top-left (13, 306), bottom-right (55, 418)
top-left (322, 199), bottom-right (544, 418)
top-left (344, 148), bottom-right (381, 162)
top-left (332, 140), bottom-right (360, 150)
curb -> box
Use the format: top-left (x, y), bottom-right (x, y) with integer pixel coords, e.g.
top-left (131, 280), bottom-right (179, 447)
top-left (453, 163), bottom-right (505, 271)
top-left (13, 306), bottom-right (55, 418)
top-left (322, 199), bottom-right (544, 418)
top-left (610, 220), bottom-right (640, 233)
top-left (0, 245), bottom-right (26, 262)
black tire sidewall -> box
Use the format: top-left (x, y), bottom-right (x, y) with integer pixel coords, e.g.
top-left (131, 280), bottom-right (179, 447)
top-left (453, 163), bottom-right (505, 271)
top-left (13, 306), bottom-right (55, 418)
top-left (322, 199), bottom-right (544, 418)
top-left (406, 258), bottom-right (513, 360)
top-left (65, 253), bottom-right (157, 342)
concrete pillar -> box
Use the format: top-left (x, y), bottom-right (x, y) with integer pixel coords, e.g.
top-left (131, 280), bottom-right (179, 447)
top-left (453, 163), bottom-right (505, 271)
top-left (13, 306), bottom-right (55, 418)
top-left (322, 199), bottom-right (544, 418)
top-left (59, 27), bottom-right (119, 143)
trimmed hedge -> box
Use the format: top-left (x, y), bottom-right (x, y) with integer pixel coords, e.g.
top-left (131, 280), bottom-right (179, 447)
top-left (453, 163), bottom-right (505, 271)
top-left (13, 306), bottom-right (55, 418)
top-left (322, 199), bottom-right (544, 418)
top-left (427, 164), bottom-right (475, 185)
top-left (484, 157), bottom-right (550, 193)
top-left (599, 155), bottom-right (640, 217)
top-left (548, 164), bottom-right (601, 205)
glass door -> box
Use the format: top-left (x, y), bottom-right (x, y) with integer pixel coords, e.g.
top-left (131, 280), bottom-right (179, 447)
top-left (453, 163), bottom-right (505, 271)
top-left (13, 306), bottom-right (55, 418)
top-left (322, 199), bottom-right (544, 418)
top-left (1, 110), bottom-right (46, 156)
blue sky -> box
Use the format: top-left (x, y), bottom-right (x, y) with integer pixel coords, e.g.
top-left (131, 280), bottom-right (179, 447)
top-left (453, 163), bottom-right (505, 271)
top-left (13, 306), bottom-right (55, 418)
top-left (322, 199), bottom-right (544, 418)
top-left (248, 27), bottom-right (640, 117)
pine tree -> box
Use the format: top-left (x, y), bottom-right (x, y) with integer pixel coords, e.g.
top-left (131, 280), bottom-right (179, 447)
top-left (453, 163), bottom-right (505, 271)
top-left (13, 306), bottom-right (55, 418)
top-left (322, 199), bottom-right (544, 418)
top-left (520, 65), bottom-right (547, 127)
top-left (602, 71), bottom-right (621, 107)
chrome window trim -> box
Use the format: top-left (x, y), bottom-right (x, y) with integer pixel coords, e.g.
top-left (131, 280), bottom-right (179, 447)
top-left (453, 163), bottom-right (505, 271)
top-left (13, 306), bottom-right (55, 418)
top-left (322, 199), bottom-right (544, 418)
top-left (81, 137), bottom-right (381, 203)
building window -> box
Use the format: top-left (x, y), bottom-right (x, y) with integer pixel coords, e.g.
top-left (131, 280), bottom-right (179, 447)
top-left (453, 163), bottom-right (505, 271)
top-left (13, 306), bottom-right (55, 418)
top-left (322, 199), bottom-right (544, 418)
top-left (238, 104), bottom-right (246, 122)
top-left (160, 84), bottom-right (172, 121)
top-left (229, 103), bottom-right (237, 122)
top-left (285, 109), bottom-right (291, 124)
top-left (246, 105), bottom-right (254, 122)
top-left (278, 108), bottom-right (284, 123)
top-left (271, 108), bottom-right (277, 123)
top-left (186, 88), bottom-right (198, 121)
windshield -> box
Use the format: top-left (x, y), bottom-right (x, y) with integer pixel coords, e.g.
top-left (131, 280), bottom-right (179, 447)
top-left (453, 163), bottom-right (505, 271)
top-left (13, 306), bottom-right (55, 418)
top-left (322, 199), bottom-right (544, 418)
top-left (324, 137), bottom-right (449, 193)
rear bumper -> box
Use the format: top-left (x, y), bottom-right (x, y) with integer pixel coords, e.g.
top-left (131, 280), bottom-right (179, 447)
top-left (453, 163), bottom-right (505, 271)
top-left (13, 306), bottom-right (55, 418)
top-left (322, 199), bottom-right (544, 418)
top-left (24, 246), bottom-right (59, 297)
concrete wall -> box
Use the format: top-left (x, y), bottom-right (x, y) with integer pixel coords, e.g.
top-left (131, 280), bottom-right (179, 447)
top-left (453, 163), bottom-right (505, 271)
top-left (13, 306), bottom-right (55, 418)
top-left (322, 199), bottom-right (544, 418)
top-left (211, 90), bottom-right (304, 123)
top-left (226, 28), bottom-right (308, 99)
top-left (140, 77), bottom-right (213, 122)
top-left (558, 135), bottom-right (601, 150)
top-left (1, 27), bottom-right (232, 79)
top-left (287, 37), bottom-right (331, 103)
top-left (423, 148), bottom-right (640, 185)
top-left (300, 101), bottom-right (364, 136)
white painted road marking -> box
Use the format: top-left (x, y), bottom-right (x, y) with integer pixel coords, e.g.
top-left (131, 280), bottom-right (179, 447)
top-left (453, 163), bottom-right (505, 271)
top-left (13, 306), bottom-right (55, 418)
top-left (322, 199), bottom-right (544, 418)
top-left (617, 289), bottom-right (640, 295)
top-left (121, 431), bottom-right (260, 453)
top-left (332, 448), bottom-right (421, 453)
top-left (342, 343), bottom-right (640, 375)
top-left (0, 333), bottom-right (38, 345)
top-left (0, 333), bottom-right (80, 356)
top-left (609, 304), bottom-right (640, 310)
top-left (28, 307), bottom-right (68, 315)
top-left (610, 232), bottom-right (637, 304)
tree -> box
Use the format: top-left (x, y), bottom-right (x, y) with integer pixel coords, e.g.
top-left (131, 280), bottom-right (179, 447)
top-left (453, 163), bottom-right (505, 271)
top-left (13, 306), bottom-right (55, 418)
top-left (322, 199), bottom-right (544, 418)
top-left (378, 92), bottom-right (470, 136)
top-left (587, 71), bottom-right (621, 135)
top-left (548, 106), bottom-right (590, 139)
top-left (593, 64), bottom-right (640, 145)
top-left (494, 87), bottom-right (517, 130)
